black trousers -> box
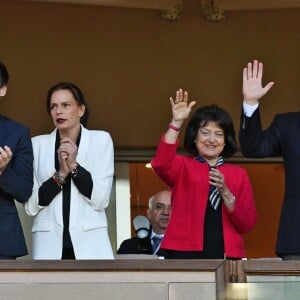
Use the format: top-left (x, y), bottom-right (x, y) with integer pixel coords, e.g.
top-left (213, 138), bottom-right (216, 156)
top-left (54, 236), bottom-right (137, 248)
top-left (62, 247), bottom-right (75, 259)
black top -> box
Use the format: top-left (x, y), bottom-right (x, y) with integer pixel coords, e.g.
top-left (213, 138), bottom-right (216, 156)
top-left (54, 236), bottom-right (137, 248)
top-left (201, 199), bottom-right (224, 258)
top-left (161, 201), bottom-right (224, 259)
top-left (117, 236), bottom-right (153, 255)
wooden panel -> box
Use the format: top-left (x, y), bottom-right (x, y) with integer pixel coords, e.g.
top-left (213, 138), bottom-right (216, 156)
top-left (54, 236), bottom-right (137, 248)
top-left (20, 0), bottom-right (300, 10)
top-left (130, 163), bottom-right (168, 217)
top-left (21, 0), bottom-right (179, 9)
top-left (239, 163), bottom-right (284, 258)
top-left (1, 3), bottom-right (300, 148)
top-left (129, 163), bottom-right (168, 234)
top-left (0, 259), bottom-right (224, 271)
top-left (218, 0), bottom-right (300, 10)
top-left (243, 260), bottom-right (300, 275)
top-left (0, 260), bottom-right (225, 300)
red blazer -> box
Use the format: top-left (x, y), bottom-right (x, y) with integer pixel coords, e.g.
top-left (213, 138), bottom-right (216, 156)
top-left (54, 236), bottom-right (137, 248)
top-left (151, 136), bottom-right (257, 258)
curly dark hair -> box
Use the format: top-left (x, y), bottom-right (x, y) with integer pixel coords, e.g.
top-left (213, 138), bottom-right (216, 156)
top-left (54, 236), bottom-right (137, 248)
top-left (184, 104), bottom-right (237, 158)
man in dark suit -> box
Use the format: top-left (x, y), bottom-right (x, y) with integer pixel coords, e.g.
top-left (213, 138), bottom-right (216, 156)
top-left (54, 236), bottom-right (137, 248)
top-left (0, 62), bottom-right (33, 259)
top-left (239, 59), bottom-right (300, 260)
top-left (117, 190), bottom-right (171, 255)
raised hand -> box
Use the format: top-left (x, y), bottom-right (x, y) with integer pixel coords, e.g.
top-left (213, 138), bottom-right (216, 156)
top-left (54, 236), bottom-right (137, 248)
top-left (243, 60), bottom-right (274, 105)
top-left (165, 89), bottom-right (196, 144)
top-left (170, 89), bottom-right (196, 124)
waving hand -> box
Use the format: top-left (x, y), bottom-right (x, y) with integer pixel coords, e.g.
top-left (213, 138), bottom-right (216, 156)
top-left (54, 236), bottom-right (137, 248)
top-left (243, 60), bottom-right (274, 105)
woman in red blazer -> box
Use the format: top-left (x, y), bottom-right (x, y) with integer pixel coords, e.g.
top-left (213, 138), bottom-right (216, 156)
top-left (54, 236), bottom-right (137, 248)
top-left (151, 89), bottom-right (257, 259)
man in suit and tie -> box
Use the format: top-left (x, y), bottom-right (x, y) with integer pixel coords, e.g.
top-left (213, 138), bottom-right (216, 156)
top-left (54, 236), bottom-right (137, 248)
top-left (239, 59), bottom-right (300, 260)
top-left (117, 190), bottom-right (171, 255)
top-left (0, 62), bottom-right (33, 259)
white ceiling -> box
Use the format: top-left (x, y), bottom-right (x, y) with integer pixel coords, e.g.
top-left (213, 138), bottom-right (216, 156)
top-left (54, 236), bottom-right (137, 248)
top-left (20, 0), bottom-right (300, 10)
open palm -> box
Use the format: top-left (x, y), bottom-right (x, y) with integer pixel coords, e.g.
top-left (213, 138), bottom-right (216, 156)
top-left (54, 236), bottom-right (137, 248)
top-left (170, 89), bottom-right (196, 122)
top-left (243, 60), bottom-right (274, 104)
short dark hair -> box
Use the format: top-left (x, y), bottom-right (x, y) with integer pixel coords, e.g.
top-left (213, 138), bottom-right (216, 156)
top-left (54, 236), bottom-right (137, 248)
top-left (46, 82), bottom-right (90, 126)
top-left (184, 104), bottom-right (237, 158)
top-left (0, 62), bottom-right (9, 88)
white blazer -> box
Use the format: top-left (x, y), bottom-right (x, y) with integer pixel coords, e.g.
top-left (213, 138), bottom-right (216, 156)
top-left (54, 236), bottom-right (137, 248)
top-left (25, 126), bottom-right (114, 259)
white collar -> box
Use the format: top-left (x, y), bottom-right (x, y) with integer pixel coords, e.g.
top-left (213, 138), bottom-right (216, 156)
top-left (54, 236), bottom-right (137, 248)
top-left (151, 231), bottom-right (164, 239)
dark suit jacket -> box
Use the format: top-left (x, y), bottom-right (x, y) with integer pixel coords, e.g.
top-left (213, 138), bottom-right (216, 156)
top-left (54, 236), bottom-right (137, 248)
top-left (0, 116), bottom-right (33, 257)
top-left (117, 236), bottom-right (153, 255)
top-left (239, 108), bottom-right (300, 256)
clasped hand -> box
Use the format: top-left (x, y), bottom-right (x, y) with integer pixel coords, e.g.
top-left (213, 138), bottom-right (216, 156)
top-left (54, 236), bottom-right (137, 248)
top-left (57, 138), bottom-right (78, 177)
top-left (209, 167), bottom-right (227, 194)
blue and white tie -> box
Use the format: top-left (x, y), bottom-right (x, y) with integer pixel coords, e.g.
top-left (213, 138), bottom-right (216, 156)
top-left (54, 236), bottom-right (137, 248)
top-left (195, 155), bottom-right (224, 210)
top-left (152, 235), bottom-right (162, 254)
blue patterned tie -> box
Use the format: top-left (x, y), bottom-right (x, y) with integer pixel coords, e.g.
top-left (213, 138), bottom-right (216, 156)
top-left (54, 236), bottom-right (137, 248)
top-left (195, 155), bottom-right (224, 210)
top-left (152, 235), bottom-right (162, 254)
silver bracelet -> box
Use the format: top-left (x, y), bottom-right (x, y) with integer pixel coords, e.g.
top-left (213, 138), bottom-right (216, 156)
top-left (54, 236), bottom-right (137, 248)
top-left (71, 164), bottom-right (78, 178)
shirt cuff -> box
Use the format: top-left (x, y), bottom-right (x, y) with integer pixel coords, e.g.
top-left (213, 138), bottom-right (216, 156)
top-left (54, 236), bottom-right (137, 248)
top-left (243, 101), bottom-right (259, 117)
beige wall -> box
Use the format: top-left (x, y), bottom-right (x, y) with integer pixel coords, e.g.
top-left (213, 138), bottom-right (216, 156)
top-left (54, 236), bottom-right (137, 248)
top-left (1, 1), bottom-right (299, 148)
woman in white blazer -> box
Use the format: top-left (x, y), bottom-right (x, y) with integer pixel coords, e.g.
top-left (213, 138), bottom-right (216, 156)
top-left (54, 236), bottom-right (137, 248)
top-left (25, 82), bottom-right (114, 259)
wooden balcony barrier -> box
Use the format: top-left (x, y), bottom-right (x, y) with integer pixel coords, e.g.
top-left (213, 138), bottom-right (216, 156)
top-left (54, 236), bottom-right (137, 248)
top-left (1, 259), bottom-right (300, 299)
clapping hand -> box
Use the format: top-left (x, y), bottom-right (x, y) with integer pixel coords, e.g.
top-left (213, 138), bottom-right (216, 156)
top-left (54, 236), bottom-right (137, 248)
top-left (0, 146), bottom-right (12, 175)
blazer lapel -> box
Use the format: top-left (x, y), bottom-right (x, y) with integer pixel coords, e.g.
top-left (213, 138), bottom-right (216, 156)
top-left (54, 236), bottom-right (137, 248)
top-left (45, 129), bottom-right (57, 178)
top-left (77, 125), bottom-right (89, 166)
top-left (47, 129), bottom-right (63, 226)
top-left (69, 125), bottom-right (90, 230)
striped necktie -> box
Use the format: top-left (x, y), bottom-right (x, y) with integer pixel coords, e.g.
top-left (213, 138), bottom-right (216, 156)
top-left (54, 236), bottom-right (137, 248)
top-left (195, 155), bottom-right (224, 210)
top-left (152, 235), bottom-right (163, 254)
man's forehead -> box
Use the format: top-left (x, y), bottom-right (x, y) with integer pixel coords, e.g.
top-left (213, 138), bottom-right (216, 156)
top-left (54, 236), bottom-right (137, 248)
top-left (153, 199), bottom-right (171, 206)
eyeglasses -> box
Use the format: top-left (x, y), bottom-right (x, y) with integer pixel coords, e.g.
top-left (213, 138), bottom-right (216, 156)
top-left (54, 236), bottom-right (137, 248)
top-left (198, 129), bottom-right (224, 141)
